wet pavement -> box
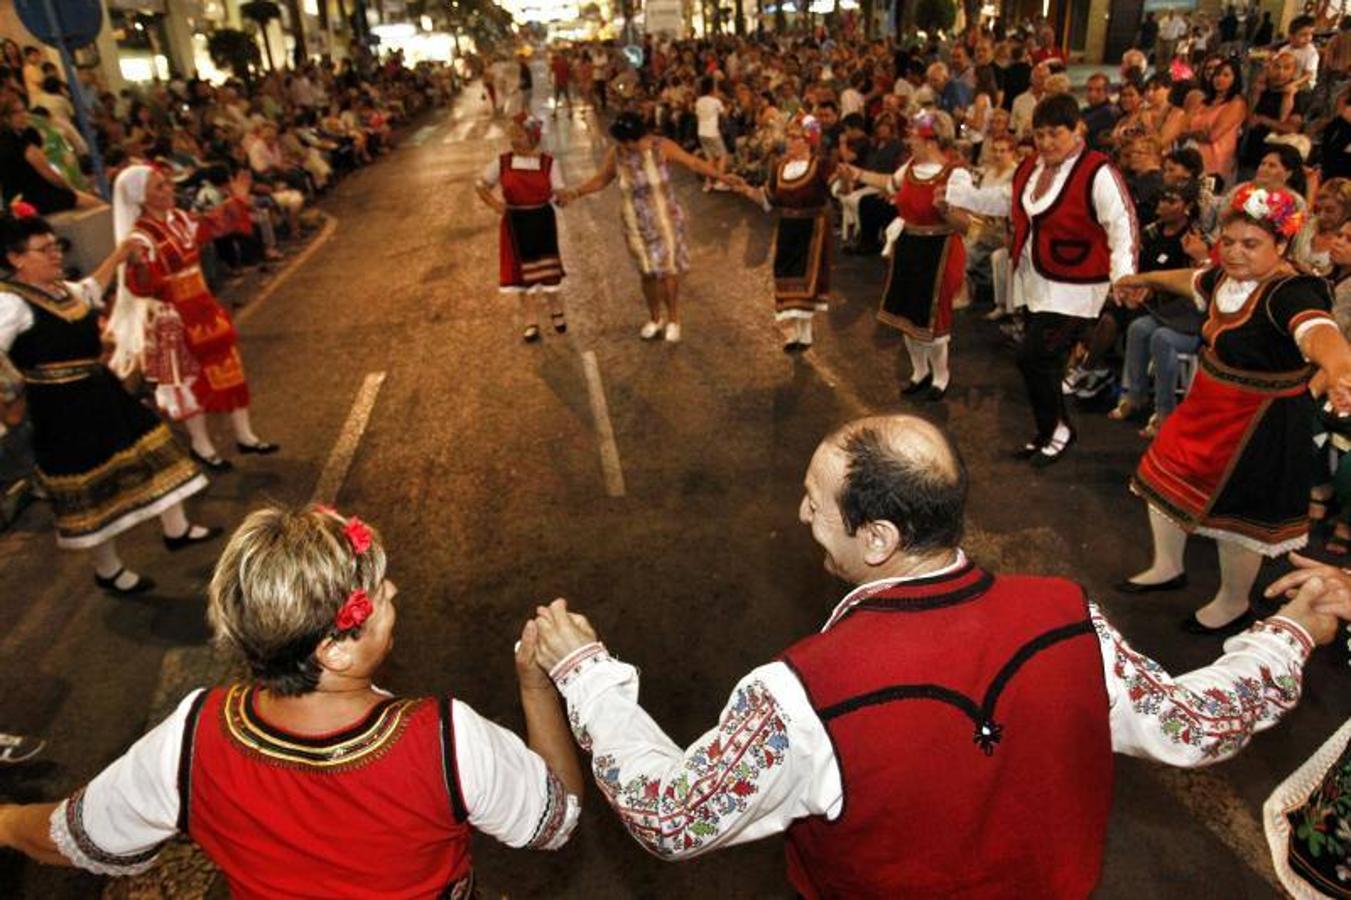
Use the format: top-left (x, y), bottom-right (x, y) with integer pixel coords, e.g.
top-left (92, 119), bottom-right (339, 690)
top-left (1, 83), bottom-right (1347, 898)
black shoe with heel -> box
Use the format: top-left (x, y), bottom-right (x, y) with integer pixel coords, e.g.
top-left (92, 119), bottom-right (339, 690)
top-left (236, 441), bottom-right (280, 455)
top-left (164, 524), bottom-right (223, 552)
top-left (1114, 573), bottom-right (1189, 594)
top-left (95, 568), bottom-right (156, 596)
top-left (191, 449), bottom-right (234, 472)
top-left (1180, 609), bottom-right (1253, 636)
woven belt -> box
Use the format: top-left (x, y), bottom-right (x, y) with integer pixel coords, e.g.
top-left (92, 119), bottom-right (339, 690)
top-left (163, 267), bottom-right (208, 303)
top-left (22, 359), bottom-right (102, 385)
top-left (902, 223), bottom-right (955, 236)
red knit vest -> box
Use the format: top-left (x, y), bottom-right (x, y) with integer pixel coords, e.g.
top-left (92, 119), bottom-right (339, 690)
top-left (1010, 149), bottom-right (1115, 284)
top-left (779, 562), bottom-right (1113, 900)
top-left (182, 685), bottom-right (473, 899)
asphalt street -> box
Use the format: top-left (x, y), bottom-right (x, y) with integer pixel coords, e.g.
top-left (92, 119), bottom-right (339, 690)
top-left (1, 83), bottom-right (1348, 898)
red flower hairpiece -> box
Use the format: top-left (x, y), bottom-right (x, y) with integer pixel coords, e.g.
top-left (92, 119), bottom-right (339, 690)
top-left (334, 588), bottom-right (373, 632)
top-left (8, 198), bottom-right (37, 219)
top-left (343, 517), bottom-right (372, 555)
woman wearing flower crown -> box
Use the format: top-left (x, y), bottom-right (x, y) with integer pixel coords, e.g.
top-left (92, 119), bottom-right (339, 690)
top-left (475, 114), bottom-right (570, 343)
top-left (1113, 185), bottom-right (1351, 634)
top-left (0, 506), bottom-right (585, 896)
top-left (733, 115), bottom-right (835, 351)
top-left (839, 110), bottom-right (966, 402)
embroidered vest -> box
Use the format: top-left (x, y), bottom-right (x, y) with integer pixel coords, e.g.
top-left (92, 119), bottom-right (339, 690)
top-left (181, 685), bottom-right (473, 899)
top-left (779, 563), bottom-right (1113, 900)
top-left (1010, 149), bottom-right (1115, 284)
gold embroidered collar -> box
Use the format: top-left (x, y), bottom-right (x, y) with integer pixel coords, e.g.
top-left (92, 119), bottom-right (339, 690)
top-left (0, 279), bottom-right (91, 323)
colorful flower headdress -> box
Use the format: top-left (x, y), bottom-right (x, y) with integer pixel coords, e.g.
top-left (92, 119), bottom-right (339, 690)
top-left (911, 111), bottom-right (938, 140)
top-left (513, 112), bottom-right (543, 145)
top-left (793, 114), bottom-right (822, 145)
top-left (314, 505), bottom-right (375, 636)
top-left (1231, 184), bottom-right (1305, 238)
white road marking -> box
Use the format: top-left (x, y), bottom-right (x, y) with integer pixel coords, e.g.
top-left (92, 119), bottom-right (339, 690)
top-left (311, 372), bottom-right (388, 504)
top-left (235, 212), bottom-right (339, 326)
top-left (581, 351), bottom-right (627, 498)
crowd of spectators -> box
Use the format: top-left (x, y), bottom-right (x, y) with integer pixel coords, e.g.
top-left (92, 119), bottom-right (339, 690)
top-left (0, 41), bottom-right (457, 284)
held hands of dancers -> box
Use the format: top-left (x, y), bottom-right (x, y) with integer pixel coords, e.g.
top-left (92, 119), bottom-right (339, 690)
top-left (529, 598), bottom-right (599, 672)
top-left (1264, 552), bottom-right (1351, 643)
top-left (515, 618), bottom-right (554, 692)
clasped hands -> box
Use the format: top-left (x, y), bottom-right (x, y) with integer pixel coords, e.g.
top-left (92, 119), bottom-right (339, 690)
top-left (1264, 553), bottom-right (1351, 646)
top-left (514, 598), bottom-right (599, 691)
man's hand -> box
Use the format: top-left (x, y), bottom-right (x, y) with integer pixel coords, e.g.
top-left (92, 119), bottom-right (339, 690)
top-left (515, 618), bottom-right (553, 692)
top-left (532, 598), bottom-right (599, 671)
top-left (1264, 553), bottom-right (1349, 644)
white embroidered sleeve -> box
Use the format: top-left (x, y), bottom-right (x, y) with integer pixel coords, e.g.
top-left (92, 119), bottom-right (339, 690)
top-left (0, 292), bottom-right (34, 353)
top-left (552, 645), bottom-right (840, 860)
top-left (945, 169), bottom-right (1012, 217)
top-left (71, 277), bottom-right (106, 310)
top-left (451, 699), bottom-right (581, 851)
top-left (1092, 166), bottom-right (1138, 282)
top-left (48, 689), bottom-right (202, 875)
top-left (477, 157), bottom-right (502, 189)
top-left (1092, 604), bottom-right (1314, 766)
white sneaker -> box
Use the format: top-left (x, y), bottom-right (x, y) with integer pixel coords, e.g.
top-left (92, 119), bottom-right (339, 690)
top-left (664, 323), bottom-right (682, 342)
top-left (640, 319), bottom-right (667, 340)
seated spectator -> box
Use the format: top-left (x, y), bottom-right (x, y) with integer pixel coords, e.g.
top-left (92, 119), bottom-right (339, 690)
top-left (927, 62), bottom-right (972, 118)
top-left (1081, 73), bottom-right (1120, 153)
top-left (1183, 58), bottom-right (1246, 186)
top-left (246, 122), bottom-right (306, 235)
top-left (1110, 181), bottom-right (1207, 437)
top-left (1293, 177), bottom-right (1350, 276)
top-left (956, 133), bottom-right (1016, 318)
top-left (1010, 62), bottom-right (1048, 138)
top-left (1107, 80), bottom-right (1149, 161)
top-left (1282, 15), bottom-right (1319, 92)
top-left (0, 98), bottom-right (101, 214)
top-left (1319, 84), bottom-right (1351, 181)
top-left (1143, 73), bottom-right (1187, 152)
top-left (839, 117), bottom-right (903, 249)
top-left (1163, 147), bottom-right (1220, 233)
top-left (1125, 137), bottom-right (1167, 227)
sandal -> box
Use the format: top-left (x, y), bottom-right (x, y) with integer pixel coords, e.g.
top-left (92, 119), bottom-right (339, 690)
top-left (1309, 489), bottom-right (1333, 521)
top-left (1108, 397), bottom-right (1143, 421)
top-left (522, 324), bottom-right (541, 343)
top-left (550, 312), bottom-right (567, 334)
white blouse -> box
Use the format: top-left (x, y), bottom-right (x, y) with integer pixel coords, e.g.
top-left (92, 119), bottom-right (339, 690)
top-left (0, 277), bottom-right (104, 353)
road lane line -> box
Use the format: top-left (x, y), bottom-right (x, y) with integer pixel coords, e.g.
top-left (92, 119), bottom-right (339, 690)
top-left (235, 211), bottom-right (338, 326)
top-left (581, 351), bottom-right (626, 498)
top-left (311, 371), bottom-right (388, 504)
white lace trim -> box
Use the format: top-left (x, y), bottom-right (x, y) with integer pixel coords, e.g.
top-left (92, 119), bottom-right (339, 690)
top-left (1262, 719), bottom-right (1351, 900)
top-left (1191, 525), bottom-right (1309, 558)
top-left (48, 798), bottom-right (160, 876)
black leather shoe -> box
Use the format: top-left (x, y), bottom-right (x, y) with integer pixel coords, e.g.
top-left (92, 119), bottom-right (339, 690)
top-left (1030, 428), bottom-right (1076, 468)
top-left (164, 524), bottom-right (223, 552)
top-left (551, 312), bottom-right (568, 334)
top-left (924, 384), bottom-right (948, 402)
top-left (1180, 609), bottom-right (1254, 636)
top-left (783, 341), bottom-right (805, 353)
top-left (95, 568), bottom-right (156, 596)
top-left (902, 374), bottom-right (933, 396)
top-left (191, 449), bottom-right (234, 472)
top-left (1115, 573), bottom-right (1189, 594)
top-left (236, 441), bottom-right (280, 455)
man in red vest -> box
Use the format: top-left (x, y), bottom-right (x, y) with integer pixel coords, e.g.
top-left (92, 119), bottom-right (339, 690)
top-left (532, 414), bottom-right (1340, 899)
top-left (943, 92), bottom-right (1138, 467)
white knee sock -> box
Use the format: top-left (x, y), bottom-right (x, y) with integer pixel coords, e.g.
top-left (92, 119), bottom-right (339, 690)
top-left (230, 408), bottom-right (261, 447)
top-left (798, 318), bottom-right (814, 346)
top-left (184, 414), bottom-right (217, 459)
top-left (903, 336), bottom-right (931, 383)
top-left (928, 340), bottom-right (950, 390)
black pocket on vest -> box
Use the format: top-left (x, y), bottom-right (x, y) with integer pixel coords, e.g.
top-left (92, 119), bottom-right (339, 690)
top-left (1049, 238), bottom-right (1091, 266)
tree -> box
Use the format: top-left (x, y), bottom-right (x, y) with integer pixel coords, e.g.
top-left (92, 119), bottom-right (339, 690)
top-left (207, 28), bottom-right (263, 84)
top-left (912, 0), bottom-right (954, 34)
top-left (241, 1), bottom-right (283, 70)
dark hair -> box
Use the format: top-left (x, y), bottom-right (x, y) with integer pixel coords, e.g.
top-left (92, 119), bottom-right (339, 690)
top-left (609, 110), bottom-right (648, 142)
top-left (699, 75), bottom-right (715, 95)
top-left (0, 214), bottom-right (55, 271)
top-left (1205, 58), bottom-right (1243, 103)
top-left (1260, 144), bottom-right (1309, 197)
top-left (836, 426), bottom-right (968, 553)
top-left (1159, 179), bottom-right (1201, 216)
top-left (1288, 14), bottom-right (1314, 31)
top-left (1145, 72), bottom-right (1173, 92)
top-left (1031, 92), bottom-right (1081, 130)
top-left (841, 112), bottom-right (865, 131)
top-left (1165, 147), bottom-right (1205, 177)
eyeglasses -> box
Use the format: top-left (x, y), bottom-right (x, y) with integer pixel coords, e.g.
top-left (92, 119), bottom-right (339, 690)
top-left (25, 239), bottom-right (64, 256)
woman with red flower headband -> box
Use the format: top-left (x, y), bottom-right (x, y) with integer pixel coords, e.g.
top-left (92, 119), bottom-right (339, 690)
top-left (0, 505), bottom-right (584, 897)
top-left (839, 110), bottom-right (966, 402)
top-left (1114, 185), bottom-right (1351, 634)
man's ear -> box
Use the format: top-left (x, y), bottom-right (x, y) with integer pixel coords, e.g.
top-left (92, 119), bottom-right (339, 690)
top-left (314, 636), bottom-right (355, 676)
top-left (862, 519), bottom-right (903, 565)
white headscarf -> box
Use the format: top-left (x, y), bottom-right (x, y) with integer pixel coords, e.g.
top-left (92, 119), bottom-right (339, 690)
top-left (107, 165), bottom-right (155, 377)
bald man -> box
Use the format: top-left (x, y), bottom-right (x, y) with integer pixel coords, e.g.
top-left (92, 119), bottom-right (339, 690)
top-left (531, 416), bottom-right (1338, 898)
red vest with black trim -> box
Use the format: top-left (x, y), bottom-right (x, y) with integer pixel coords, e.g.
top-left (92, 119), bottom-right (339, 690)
top-left (499, 152), bottom-right (556, 207)
top-left (779, 562), bottom-right (1113, 900)
top-left (1010, 149), bottom-right (1115, 284)
top-left (179, 685), bottom-right (474, 899)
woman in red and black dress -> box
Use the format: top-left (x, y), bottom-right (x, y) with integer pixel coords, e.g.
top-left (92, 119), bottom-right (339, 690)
top-left (841, 111), bottom-right (967, 401)
top-left (476, 115), bottom-right (568, 343)
top-left (1114, 186), bottom-right (1351, 633)
top-left (737, 116), bottom-right (835, 351)
top-left (111, 165), bottom-right (277, 471)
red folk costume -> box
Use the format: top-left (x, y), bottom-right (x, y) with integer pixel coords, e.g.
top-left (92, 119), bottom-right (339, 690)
top-left (780, 563), bottom-right (1113, 899)
top-left (181, 686), bottom-right (475, 899)
top-left (493, 152), bottom-right (565, 292)
top-left (1133, 267), bottom-right (1335, 555)
top-left (125, 205), bottom-right (252, 415)
top-left (768, 156), bottom-right (834, 319)
top-left (878, 161), bottom-right (966, 340)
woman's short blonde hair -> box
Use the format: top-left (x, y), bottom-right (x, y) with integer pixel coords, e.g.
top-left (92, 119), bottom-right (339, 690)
top-left (208, 505), bottom-right (388, 696)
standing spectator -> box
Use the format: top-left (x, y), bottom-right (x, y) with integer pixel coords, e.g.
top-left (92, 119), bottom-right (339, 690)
top-left (1137, 13), bottom-right (1160, 61)
top-left (694, 76), bottom-right (730, 192)
top-left (591, 45), bottom-right (611, 112)
top-left (950, 45), bottom-right (976, 91)
top-left (1184, 58), bottom-right (1246, 186)
top-left (1241, 51), bottom-right (1312, 176)
top-left (1157, 9), bottom-right (1190, 70)
top-left (1218, 6), bottom-right (1241, 55)
top-left (1001, 41), bottom-right (1032, 113)
top-left (550, 51), bottom-right (572, 115)
top-left (1252, 11), bottom-right (1275, 47)
top-left (1283, 15), bottom-right (1320, 92)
